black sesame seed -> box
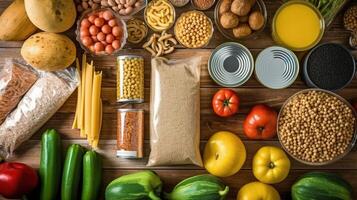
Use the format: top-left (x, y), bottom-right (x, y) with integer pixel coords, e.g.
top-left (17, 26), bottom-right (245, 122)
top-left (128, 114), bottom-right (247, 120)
top-left (306, 43), bottom-right (355, 90)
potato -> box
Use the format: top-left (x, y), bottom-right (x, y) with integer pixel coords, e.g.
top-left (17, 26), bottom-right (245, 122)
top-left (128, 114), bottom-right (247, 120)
top-left (21, 32), bottom-right (76, 71)
top-left (220, 12), bottom-right (239, 29)
top-left (219, 0), bottom-right (232, 15)
top-left (233, 24), bottom-right (252, 38)
top-left (25, 0), bottom-right (76, 33)
top-left (231, 0), bottom-right (251, 16)
top-left (249, 11), bottom-right (265, 30)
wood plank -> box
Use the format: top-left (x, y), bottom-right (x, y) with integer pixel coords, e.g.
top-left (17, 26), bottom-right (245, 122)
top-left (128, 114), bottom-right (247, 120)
top-left (10, 140), bottom-right (357, 170)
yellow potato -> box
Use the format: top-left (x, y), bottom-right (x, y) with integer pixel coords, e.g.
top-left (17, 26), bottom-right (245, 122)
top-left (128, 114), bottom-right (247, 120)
top-left (21, 32), bottom-right (76, 71)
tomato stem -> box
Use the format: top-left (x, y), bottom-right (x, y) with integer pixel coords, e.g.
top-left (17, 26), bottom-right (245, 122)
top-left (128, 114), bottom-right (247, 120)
top-left (269, 162), bottom-right (275, 169)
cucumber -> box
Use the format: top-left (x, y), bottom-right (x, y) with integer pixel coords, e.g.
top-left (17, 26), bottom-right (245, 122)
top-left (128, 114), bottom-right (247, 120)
top-left (292, 172), bottom-right (353, 200)
top-left (105, 170), bottom-right (162, 200)
top-left (39, 129), bottom-right (62, 200)
top-left (61, 144), bottom-right (85, 200)
top-left (165, 174), bottom-right (229, 200)
top-left (81, 150), bottom-right (102, 200)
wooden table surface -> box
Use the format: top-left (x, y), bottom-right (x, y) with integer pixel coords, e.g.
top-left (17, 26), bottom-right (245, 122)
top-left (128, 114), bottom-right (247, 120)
top-left (1, 0), bottom-right (357, 199)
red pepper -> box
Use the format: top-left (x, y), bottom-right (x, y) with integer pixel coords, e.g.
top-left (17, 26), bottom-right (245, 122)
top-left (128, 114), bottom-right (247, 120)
top-left (0, 162), bottom-right (38, 199)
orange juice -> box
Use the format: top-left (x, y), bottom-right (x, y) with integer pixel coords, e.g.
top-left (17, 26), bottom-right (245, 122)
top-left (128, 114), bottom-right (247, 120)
top-left (272, 1), bottom-right (324, 51)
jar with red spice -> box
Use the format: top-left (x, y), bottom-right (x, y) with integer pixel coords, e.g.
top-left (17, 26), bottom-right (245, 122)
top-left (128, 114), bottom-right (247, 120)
top-left (117, 109), bottom-right (144, 158)
top-left (191, 0), bottom-right (215, 10)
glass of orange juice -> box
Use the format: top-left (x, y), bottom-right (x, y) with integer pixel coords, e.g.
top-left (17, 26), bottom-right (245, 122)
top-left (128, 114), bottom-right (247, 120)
top-left (272, 0), bottom-right (325, 51)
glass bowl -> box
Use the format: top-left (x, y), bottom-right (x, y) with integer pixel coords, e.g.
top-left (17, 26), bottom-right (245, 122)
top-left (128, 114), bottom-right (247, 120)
top-left (174, 10), bottom-right (214, 48)
top-left (214, 0), bottom-right (267, 40)
top-left (76, 8), bottom-right (127, 56)
top-left (277, 89), bottom-right (357, 166)
top-left (191, 0), bottom-right (216, 10)
top-left (272, 0), bottom-right (325, 51)
top-left (144, 0), bottom-right (176, 32)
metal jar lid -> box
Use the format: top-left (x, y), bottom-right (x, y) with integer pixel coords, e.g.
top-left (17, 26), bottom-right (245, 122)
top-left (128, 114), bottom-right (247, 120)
top-left (208, 42), bottom-right (254, 87)
top-left (255, 46), bottom-right (299, 89)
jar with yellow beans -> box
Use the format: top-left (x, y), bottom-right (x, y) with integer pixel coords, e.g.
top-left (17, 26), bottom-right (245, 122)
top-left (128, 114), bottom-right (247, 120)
top-left (117, 55), bottom-right (144, 103)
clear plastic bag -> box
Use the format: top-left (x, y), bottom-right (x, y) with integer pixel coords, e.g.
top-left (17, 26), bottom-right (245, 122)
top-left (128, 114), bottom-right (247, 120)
top-left (0, 59), bottom-right (38, 124)
top-left (148, 57), bottom-right (203, 167)
top-left (0, 67), bottom-right (78, 159)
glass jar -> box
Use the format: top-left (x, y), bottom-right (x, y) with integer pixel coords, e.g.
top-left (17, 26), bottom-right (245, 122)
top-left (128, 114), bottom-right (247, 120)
top-left (116, 109), bottom-right (144, 158)
top-left (117, 55), bottom-right (144, 103)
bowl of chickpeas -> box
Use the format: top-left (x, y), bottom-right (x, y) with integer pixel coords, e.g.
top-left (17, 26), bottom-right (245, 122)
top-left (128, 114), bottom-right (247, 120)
top-left (174, 10), bottom-right (214, 48)
top-left (76, 8), bottom-right (127, 56)
top-left (277, 89), bottom-right (357, 166)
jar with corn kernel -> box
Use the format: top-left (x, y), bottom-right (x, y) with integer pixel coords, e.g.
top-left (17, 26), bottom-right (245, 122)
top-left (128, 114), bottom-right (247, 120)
top-left (117, 55), bottom-right (144, 103)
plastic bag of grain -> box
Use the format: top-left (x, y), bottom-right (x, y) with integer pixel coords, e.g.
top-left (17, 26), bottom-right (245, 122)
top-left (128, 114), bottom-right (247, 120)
top-left (0, 68), bottom-right (78, 159)
top-left (0, 59), bottom-right (38, 124)
top-left (148, 57), bottom-right (203, 167)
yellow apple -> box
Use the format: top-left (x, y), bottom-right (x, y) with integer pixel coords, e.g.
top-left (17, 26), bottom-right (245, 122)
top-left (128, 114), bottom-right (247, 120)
top-left (203, 131), bottom-right (246, 177)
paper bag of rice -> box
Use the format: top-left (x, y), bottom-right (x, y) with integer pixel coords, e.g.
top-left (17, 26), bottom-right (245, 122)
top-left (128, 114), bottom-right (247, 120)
top-left (148, 57), bottom-right (203, 167)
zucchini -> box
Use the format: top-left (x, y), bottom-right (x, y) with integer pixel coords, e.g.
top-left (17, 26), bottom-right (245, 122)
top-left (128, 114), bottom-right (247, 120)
top-left (39, 129), bottom-right (62, 200)
top-left (61, 144), bottom-right (85, 200)
top-left (165, 174), bottom-right (229, 200)
top-left (81, 150), bottom-right (102, 200)
top-left (105, 170), bottom-right (162, 200)
top-left (292, 172), bottom-right (353, 200)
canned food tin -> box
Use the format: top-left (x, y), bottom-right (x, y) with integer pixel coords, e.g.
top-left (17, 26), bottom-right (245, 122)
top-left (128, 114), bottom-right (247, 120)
top-left (255, 46), bottom-right (299, 89)
top-left (117, 55), bottom-right (144, 103)
top-left (117, 109), bottom-right (144, 158)
top-left (208, 42), bottom-right (254, 87)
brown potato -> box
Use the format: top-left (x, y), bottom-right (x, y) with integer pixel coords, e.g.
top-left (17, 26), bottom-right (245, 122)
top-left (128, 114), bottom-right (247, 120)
top-left (219, 0), bottom-right (232, 15)
top-left (233, 24), bottom-right (252, 38)
top-left (231, 0), bottom-right (251, 16)
top-left (249, 11), bottom-right (264, 30)
top-left (220, 12), bottom-right (239, 29)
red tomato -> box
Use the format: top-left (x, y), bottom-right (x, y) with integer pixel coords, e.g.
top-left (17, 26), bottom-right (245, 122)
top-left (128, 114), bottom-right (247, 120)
top-left (88, 15), bottom-right (96, 23)
top-left (94, 42), bottom-right (104, 52)
top-left (106, 34), bottom-right (115, 43)
top-left (89, 25), bottom-right (99, 35)
top-left (112, 40), bottom-right (121, 49)
top-left (94, 17), bottom-right (105, 27)
top-left (103, 10), bottom-right (114, 20)
top-left (108, 19), bottom-right (117, 27)
top-left (243, 104), bottom-right (278, 140)
top-left (81, 18), bottom-right (91, 28)
top-left (97, 32), bottom-right (106, 41)
top-left (212, 89), bottom-right (239, 117)
top-left (105, 45), bottom-right (114, 54)
top-left (102, 25), bottom-right (112, 34)
top-left (91, 36), bottom-right (98, 42)
top-left (81, 36), bottom-right (93, 47)
top-left (80, 28), bottom-right (90, 37)
top-left (112, 26), bottom-right (122, 37)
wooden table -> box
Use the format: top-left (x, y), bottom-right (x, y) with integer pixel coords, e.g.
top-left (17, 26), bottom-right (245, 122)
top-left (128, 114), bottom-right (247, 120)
top-left (1, 0), bottom-right (357, 199)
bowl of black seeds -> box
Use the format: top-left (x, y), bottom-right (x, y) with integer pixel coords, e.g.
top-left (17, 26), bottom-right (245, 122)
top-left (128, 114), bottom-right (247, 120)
top-left (303, 43), bottom-right (356, 91)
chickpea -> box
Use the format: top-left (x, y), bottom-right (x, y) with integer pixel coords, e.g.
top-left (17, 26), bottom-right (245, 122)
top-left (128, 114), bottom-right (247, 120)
top-left (117, 56), bottom-right (144, 102)
top-left (174, 11), bottom-right (213, 48)
top-left (278, 91), bottom-right (355, 163)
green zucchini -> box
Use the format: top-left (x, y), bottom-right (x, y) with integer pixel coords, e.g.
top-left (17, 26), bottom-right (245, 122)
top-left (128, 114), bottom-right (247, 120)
top-left (165, 174), bottom-right (229, 200)
top-left (81, 150), bottom-right (102, 200)
top-left (105, 170), bottom-right (162, 200)
top-left (39, 129), bottom-right (62, 200)
top-left (292, 172), bottom-right (353, 200)
top-left (61, 144), bottom-right (85, 200)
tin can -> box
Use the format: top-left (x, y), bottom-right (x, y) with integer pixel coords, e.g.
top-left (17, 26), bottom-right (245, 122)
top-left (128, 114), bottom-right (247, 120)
top-left (117, 55), bottom-right (144, 103)
top-left (208, 42), bottom-right (254, 87)
top-left (117, 109), bottom-right (144, 158)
